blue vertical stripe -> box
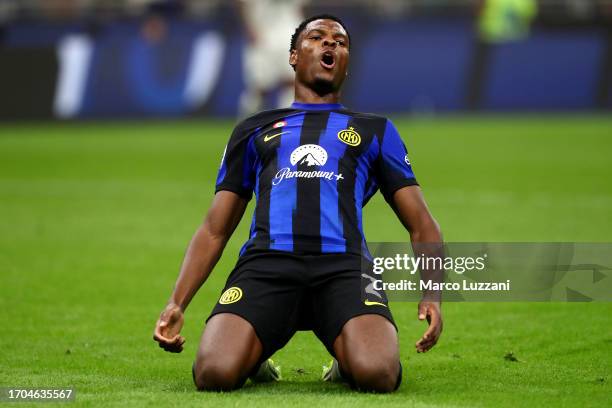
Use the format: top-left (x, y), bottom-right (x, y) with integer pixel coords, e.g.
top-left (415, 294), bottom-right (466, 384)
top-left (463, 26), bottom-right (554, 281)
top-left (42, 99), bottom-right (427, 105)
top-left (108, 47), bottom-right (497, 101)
top-left (269, 112), bottom-right (304, 251)
top-left (382, 119), bottom-right (416, 179)
top-left (319, 112), bottom-right (350, 252)
top-left (242, 128), bottom-right (259, 192)
top-left (216, 126), bottom-right (260, 189)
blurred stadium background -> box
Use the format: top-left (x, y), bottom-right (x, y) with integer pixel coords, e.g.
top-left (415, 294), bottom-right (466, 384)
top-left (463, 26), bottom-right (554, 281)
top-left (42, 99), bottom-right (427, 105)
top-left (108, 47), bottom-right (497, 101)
top-left (1, 0), bottom-right (611, 118)
top-left (1, 1), bottom-right (611, 406)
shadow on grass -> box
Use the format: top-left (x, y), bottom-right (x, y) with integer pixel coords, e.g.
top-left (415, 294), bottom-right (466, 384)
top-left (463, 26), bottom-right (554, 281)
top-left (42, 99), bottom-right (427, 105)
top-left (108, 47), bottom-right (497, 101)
top-left (239, 380), bottom-right (351, 395)
top-left (163, 379), bottom-right (426, 398)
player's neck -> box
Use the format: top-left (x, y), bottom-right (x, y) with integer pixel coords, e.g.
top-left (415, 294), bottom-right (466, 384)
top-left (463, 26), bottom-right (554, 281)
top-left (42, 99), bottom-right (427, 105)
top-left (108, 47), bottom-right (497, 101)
top-left (293, 82), bottom-right (341, 105)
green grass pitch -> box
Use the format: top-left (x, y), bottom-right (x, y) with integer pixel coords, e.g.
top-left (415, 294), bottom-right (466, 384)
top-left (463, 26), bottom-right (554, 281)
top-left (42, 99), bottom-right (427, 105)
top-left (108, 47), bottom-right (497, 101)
top-left (1, 115), bottom-right (611, 407)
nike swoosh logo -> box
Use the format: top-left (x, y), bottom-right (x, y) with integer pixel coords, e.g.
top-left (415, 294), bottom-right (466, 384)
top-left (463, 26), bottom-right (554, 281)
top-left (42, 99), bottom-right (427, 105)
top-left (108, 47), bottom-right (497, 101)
top-left (364, 300), bottom-right (388, 308)
top-left (263, 131), bottom-right (289, 142)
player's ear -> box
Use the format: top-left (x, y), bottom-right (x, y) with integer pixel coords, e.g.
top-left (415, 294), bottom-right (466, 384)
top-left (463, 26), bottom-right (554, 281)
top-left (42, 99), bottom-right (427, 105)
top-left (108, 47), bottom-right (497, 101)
top-left (289, 49), bottom-right (298, 68)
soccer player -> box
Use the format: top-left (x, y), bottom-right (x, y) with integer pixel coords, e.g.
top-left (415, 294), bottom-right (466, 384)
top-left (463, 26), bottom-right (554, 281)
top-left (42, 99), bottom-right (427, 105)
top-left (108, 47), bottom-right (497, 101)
top-left (153, 14), bottom-right (443, 393)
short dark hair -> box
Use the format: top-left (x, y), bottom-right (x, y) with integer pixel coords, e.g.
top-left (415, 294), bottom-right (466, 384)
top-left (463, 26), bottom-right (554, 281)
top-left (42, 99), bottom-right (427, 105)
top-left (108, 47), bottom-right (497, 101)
top-left (289, 14), bottom-right (350, 52)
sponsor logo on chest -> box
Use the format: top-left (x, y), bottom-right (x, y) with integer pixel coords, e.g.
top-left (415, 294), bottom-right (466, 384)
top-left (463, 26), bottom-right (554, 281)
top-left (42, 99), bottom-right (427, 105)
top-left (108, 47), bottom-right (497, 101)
top-left (272, 144), bottom-right (344, 185)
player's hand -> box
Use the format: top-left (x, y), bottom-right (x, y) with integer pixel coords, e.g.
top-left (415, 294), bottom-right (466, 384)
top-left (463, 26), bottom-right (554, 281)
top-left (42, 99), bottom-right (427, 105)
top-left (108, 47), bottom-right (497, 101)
top-left (153, 303), bottom-right (185, 353)
top-left (415, 300), bottom-right (443, 353)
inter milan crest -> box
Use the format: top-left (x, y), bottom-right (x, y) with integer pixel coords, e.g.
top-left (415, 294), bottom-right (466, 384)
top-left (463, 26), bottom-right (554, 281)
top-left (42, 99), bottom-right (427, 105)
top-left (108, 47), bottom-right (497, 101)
top-left (337, 127), bottom-right (361, 146)
top-left (219, 287), bottom-right (243, 304)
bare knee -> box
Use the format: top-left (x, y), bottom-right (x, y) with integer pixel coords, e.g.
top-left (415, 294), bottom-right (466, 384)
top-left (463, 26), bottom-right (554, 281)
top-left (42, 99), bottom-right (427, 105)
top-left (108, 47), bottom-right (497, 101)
top-left (346, 356), bottom-right (399, 393)
top-left (192, 313), bottom-right (263, 391)
top-left (193, 355), bottom-right (245, 391)
top-left (333, 315), bottom-right (400, 392)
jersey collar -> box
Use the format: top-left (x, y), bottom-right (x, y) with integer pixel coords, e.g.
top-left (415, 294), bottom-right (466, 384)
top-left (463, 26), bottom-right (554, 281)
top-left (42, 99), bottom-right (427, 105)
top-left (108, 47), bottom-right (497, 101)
top-left (291, 102), bottom-right (346, 111)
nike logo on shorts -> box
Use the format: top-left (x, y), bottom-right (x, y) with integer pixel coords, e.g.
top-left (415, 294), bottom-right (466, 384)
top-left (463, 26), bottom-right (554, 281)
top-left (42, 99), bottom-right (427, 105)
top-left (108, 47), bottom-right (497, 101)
top-left (364, 300), bottom-right (387, 308)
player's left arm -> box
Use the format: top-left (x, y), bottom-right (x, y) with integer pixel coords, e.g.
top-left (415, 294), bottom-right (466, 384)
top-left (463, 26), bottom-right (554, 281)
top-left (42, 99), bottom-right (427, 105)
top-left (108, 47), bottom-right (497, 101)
top-left (376, 118), bottom-right (444, 352)
top-left (390, 185), bottom-right (444, 353)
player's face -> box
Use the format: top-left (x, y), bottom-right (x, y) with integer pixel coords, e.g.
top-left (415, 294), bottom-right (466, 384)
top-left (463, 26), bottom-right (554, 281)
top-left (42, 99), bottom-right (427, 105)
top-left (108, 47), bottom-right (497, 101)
top-left (290, 19), bottom-right (350, 94)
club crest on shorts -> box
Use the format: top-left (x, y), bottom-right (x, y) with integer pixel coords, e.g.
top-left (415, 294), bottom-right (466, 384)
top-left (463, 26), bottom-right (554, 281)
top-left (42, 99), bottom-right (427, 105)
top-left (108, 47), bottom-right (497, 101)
top-left (219, 287), bottom-right (243, 304)
top-left (337, 127), bottom-right (361, 146)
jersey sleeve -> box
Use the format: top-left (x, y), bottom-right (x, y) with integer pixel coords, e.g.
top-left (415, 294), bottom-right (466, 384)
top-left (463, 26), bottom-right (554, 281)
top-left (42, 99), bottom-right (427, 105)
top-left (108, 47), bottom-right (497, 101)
top-left (376, 119), bottom-right (419, 202)
top-left (215, 122), bottom-right (258, 200)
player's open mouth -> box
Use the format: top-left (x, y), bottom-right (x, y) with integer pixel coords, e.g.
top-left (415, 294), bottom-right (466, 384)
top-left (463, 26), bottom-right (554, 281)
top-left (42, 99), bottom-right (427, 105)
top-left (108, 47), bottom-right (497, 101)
top-left (320, 52), bottom-right (335, 70)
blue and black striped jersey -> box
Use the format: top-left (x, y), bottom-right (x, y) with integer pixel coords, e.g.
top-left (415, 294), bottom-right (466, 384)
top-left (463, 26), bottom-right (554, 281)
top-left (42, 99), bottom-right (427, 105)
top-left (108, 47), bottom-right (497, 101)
top-left (216, 102), bottom-right (418, 256)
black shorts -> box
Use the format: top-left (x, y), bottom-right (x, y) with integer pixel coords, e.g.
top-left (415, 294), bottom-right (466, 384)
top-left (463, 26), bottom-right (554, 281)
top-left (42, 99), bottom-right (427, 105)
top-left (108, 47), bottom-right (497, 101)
top-left (207, 251), bottom-right (396, 362)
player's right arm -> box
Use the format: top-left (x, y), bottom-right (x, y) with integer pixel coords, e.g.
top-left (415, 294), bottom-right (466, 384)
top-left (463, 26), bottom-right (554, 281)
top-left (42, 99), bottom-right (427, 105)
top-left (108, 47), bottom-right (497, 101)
top-left (154, 120), bottom-right (257, 353)
top-left (153, 191), bottom-right (248, 353)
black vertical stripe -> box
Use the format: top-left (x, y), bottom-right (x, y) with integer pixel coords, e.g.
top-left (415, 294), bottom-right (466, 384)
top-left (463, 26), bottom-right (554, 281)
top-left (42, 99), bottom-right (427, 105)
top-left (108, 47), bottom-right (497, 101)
top-left (254, 147), bottom-right (277, 250)
top-left (337, 116), bottom-right (387, 252)
top-left (218, 121), bottom-right (251, 198)
top-left (293, 111), bottom-right (330, 253)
